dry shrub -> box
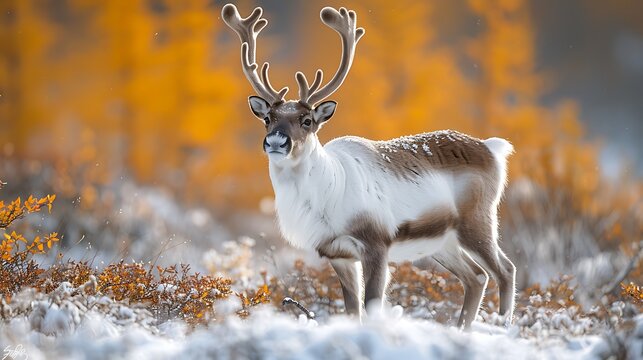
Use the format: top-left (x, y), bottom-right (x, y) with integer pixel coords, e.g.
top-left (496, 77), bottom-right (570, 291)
top-left (621, 282), bottom-right (643, 305)
top-left (37, 260), bottom-right (93, 294)
top-left (269, 260), bottom-right (465, 321)
top-left (522, 275), bottom-right (579, 309)
top-left (388, 262), bottom-right (464, 322)
top-left (38, 260), bottom-right (268, 326)
top-left (0, 194), bottom-right (58, 300)
top-left (98, 261), bottom-right (156, 303)
top-left (6, 253), bottom-right (269, 326)
top-left (0, 255), bottom-right (43, 300)
top-left (389, 262), bottom-right (463, 303)
top-left (269, 259), bottom-right (639, 335)
top-left (0, 194), bottom-right (56, 229)
top-left (154, 263), bottom-right (233, 324)
top-left (269, 260), bottom-right (345, 318)
top-left (237, 283), bottom-right (271, 318)
top-left (0, 190), bottom-right (269, 326)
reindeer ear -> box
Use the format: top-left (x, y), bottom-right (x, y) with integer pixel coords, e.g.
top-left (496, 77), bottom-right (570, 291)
top-left (312, 100), bottom-right (337, 124)
top-left (248, 96), bottom-right (271, 119)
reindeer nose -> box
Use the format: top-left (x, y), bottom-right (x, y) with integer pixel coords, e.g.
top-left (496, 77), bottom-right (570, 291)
top-left (264, 131), bottom-right (291, 154)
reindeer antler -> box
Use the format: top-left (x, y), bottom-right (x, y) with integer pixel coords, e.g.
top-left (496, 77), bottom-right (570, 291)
top-left (222, 4), bottom-right (288, 104)
top-left (298, 7), bottom-right (365, 107)
top-left (296, 70), bottom-right (323, 108)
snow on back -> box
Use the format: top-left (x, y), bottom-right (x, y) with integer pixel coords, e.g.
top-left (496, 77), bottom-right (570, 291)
top-left (376, 130), bottom-right (485, 160)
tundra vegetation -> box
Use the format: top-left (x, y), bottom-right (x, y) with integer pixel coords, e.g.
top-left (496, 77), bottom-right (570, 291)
top-left (0, 0), bottom-right (641, 358)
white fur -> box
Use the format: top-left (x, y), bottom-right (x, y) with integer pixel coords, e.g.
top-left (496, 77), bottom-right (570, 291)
top-left (389, 230), bottom-right (459, 262)
top-left (483, 137), bottom-right (513, 244)
top-left (269, 135), bottom-right (477, 253)
top-left (484, 137), bottom-right (514, 160)
top-left (268, 132), bottom-right (514, 327)
top-left (325, 235), bottom-right (365, 259)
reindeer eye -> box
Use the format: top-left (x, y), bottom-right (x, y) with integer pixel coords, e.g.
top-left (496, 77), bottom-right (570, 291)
top-left (264, 117), bottom-right (270, 125)
top-left (302, 118), bottom-right (312, 127)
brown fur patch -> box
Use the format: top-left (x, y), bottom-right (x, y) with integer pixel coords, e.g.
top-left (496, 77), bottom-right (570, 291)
top-left (452, 170), bottom-right (501, 255)
top-left (348, 213), bottom-right (393, 248)
top-left (316, 242), bottom-right (356, 260)
top-left (316, 212), bottom-right (391, 260)
top-left (374, 130), bottom-right (495, 180)
top-left (394, 208), bottom-right (458, 241)
top-left (327, 213), bottom-right (392, 307)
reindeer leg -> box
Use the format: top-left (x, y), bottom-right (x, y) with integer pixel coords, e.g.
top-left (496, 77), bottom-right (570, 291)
top-left (362, 245), bottom-right (390, 312)
top-left (330, 258), bottom-right (363, 317)
top-left (467, 245), bottom-right (516, 326)
top-left (460, 222), bottom-right (516, 327)
top-left (496, 249), bottom-right (516, 320)
top-left (434, 250), bottom-right (488, 330)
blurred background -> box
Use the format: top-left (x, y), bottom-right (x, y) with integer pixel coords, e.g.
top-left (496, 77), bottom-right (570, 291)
top-left (0, 0), bottom-right (641, 300)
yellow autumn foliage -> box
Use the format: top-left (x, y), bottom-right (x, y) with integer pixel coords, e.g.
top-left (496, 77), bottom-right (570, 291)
top-left (0, 0), bottom-right (639, 238)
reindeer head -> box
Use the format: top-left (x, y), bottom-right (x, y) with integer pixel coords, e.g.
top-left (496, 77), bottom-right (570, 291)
top-left (222, 4), bottom-right (364, 163)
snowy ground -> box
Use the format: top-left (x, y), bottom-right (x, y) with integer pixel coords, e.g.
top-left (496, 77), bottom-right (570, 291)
top-left (1, 165), bottom-right (641, 359)
top-left (1, 285), bottom-right (641, 360)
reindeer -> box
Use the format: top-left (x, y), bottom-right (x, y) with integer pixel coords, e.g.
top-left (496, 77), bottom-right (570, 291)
top-left (222, 4), bottom-right (516, 329)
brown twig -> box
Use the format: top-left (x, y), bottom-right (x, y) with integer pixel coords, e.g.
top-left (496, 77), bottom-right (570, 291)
top-left (282, 297), bottom-right (315, 319)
